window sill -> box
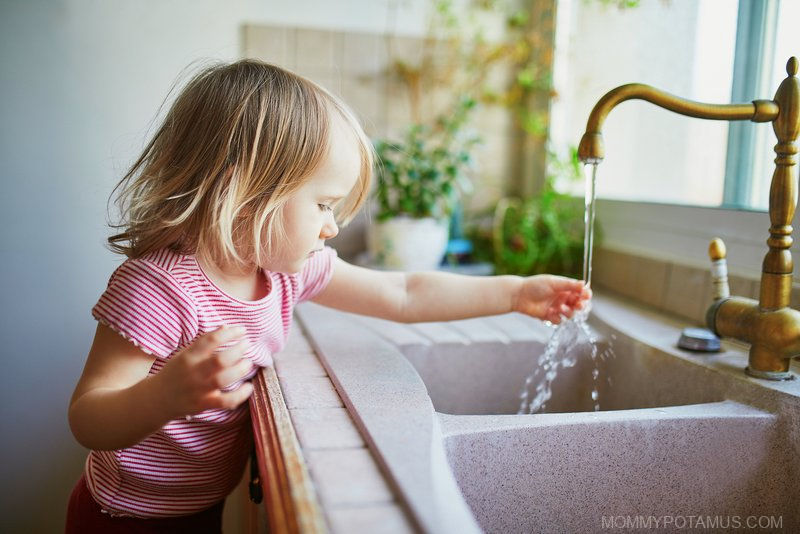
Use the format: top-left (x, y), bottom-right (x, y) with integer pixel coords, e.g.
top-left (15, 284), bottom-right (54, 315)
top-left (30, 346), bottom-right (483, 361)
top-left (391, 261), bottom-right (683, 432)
top-left (594, 198), bottom-right (790, 279)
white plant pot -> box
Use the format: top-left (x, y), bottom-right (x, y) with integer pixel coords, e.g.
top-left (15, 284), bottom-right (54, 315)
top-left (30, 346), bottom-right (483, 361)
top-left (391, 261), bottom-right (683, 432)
top-left (367, 216), bottom-right (449, 271)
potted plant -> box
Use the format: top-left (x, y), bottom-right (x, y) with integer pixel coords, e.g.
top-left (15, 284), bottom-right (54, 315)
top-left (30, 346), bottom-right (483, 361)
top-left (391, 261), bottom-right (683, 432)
top-left (466, 146), bottom-right (601, 278)
top-left (365, 0), bottom-right (635, 271)
top-left (369, 97), bottom-right (479, 270)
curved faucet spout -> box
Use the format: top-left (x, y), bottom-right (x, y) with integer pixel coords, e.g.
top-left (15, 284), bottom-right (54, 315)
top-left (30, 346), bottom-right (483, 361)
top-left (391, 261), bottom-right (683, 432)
top-left (577, 83), bottom-right (779, 163)
top-left (576, 57), bottom-right (799, 379)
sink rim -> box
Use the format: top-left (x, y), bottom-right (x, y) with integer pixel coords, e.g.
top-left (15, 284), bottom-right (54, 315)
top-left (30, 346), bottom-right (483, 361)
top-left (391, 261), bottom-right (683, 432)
top-left (295, 292), bottom-right (800, 534)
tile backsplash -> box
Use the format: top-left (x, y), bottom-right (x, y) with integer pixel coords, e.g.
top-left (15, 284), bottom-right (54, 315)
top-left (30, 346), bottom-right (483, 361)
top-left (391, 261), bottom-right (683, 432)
top-left (241, 24), bottom-right (513, 214)
top-left (242, 23), bottom-right (520, 262)
top-left (591, 247), bottom-right (800, 326)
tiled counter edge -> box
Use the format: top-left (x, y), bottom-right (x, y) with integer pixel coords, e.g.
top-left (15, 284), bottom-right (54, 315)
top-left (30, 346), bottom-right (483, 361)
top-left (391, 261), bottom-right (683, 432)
top-left (291, 303), bottom-right (483, 534)
top-left (274, 310), bottom-right (417, 534)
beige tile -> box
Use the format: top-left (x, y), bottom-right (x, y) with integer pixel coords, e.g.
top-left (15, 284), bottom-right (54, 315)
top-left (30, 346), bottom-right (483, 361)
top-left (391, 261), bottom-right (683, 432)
top-left (327, 504), bottom-right (415, 534)
top-left (791, 283), bottom-right (800, 310)
top-left (631, 255), bottom-right (670, 309)
top-left (386, 35), bottom-right (423, 68)
top-left (285, 325), bottom-right (314, 353)
top-left (290, 407), bottom-right (365, 449)
top-left (342, 31), bottom-right (388, 75)
top-left (242, 25), bottom-right (294, 69)
top-left (306, 449), bottom-right (395, 506)
top-left (663, 262), bottom-right (711, 325)
top-left (385, 82), bottom-right (414, 129)
top-left (370, 120), bottom-right (393, 141)
top-left (295, 28), bottom-right (341, 73)
top-left (292, 70), bottom-right (344, 97)
top-left (592, 248), bottom-right (634, 298)
top-left (469, 153), bottom-right (505, 184)
top-left (274, 351), bottom-right (327, 377)
top-left (475, 105), bottom-right (513, 135)
top-left (421, 86), bottom-right (457, 119)
top-left (482, 61), bottom-right (513, 97)
top-left (340, 78), bottom-right (384, 131)
top-left (279, 376), bottom-right (343, 409)
top-left (729, 274), bottom-right (759, 301)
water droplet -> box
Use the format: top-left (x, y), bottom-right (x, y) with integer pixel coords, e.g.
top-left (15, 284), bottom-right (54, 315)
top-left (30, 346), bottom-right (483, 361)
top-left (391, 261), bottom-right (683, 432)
top-left (515, 310), bottom-right (616, 414)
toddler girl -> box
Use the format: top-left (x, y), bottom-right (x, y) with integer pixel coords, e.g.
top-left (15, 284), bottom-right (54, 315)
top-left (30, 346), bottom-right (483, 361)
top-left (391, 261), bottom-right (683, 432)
top-left (66, 59), bottom-right (590, 532)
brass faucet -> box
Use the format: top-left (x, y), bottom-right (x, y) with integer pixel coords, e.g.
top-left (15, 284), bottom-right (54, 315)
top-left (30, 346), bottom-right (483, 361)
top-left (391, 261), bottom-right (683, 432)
top-left (578, 57), bottom-right (800, 380)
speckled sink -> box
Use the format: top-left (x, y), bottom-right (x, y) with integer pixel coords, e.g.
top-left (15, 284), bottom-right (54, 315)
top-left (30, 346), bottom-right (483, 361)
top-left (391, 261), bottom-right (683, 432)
top-left (441, 400), bottom-right (793, 533)
top-left (392, 308), bottom-right (727, 415)
top-left (297, 293), bottom-right (800, 533)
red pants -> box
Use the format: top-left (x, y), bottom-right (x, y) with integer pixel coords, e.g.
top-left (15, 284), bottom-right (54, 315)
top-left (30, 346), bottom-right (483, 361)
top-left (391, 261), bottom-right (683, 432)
top-left (65, 474), bottom-right (224, 533)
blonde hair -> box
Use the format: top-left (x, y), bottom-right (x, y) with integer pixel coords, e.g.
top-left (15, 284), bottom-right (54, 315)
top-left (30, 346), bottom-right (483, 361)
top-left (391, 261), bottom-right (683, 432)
top-left (108, 59), bottom-right (373, 270)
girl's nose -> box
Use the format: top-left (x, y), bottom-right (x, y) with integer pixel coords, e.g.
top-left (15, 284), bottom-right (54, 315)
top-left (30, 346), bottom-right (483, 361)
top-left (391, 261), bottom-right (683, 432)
top-left (320, 218), bottom-right (339, 240)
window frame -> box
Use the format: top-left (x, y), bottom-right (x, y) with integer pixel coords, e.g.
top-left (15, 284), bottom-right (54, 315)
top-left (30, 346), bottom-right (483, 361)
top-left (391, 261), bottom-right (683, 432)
top-left (723, 0), bottom-right (779, 209)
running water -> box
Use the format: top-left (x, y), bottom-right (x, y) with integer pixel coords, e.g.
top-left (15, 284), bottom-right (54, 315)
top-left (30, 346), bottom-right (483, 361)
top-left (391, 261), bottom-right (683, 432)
top-left (583, 162), bottom-right (598, 287)
top-left (517, 163), bottom-right (608, 414)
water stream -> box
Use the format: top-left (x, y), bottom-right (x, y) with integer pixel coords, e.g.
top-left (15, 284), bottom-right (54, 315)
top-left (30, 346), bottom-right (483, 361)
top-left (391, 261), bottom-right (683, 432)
top-left (583, 162), bottom-right (598, 287)
top-left (517, 163), bottom-right (611, 414)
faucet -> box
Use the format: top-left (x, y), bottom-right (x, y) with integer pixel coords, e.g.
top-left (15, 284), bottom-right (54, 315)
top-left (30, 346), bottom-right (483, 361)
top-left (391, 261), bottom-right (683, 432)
top-left (577, 57), bottom-right (800, 380)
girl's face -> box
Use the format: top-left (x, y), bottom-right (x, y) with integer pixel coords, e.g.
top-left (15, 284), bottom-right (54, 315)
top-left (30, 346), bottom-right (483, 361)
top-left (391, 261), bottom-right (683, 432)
top-left (265, 118), bottom-right (361, 274)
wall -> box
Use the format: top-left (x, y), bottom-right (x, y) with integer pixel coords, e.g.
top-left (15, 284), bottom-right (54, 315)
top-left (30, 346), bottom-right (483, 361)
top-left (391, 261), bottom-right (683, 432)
top-left (0, 1), bottom-right (430, 531)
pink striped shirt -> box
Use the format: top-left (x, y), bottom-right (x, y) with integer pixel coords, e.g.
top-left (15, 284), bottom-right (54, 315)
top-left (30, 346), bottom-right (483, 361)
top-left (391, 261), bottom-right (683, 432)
top-left (86, 246), bottom-right (337, 518)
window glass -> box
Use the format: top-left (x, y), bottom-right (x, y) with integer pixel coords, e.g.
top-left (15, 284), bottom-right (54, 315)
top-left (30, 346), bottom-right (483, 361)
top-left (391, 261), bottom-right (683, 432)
top-left (750, 0), bottom-right (800, 210)
top-left (551, 0), bottom-right (740, 206)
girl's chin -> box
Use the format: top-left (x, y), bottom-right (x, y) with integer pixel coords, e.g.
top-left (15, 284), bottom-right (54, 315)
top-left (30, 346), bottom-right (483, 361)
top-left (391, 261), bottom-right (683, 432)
top-left (259, 257), bottom-right (306, 275)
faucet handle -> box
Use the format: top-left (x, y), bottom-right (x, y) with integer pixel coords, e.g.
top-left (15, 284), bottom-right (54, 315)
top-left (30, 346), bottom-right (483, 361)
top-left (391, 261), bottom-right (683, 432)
top-left (708, 238), bottom-right (730, 300)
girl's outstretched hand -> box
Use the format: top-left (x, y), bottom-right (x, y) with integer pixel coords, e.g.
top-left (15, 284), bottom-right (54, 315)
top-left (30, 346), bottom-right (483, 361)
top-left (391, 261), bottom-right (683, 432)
top-left (154, 325), bottom-right (255, 419)
top-left (513, 274), bottom-right (592, 324)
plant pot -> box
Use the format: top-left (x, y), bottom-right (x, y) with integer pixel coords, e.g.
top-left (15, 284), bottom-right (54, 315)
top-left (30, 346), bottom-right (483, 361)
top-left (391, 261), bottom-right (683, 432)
top-left (367, 216), bottom-right (449, 271)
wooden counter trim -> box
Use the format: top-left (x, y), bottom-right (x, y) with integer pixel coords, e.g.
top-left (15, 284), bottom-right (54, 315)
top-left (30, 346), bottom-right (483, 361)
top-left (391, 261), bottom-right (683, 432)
top-left (250, 365), bottom-right (328, 534)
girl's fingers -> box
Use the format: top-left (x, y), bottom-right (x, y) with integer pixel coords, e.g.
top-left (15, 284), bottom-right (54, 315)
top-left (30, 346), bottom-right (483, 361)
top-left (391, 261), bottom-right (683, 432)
top-left (190, 325), bottom-right (247, 360)
top-left (196, 339), bottom-right (248, 379)
top-left (212, 381), bottom-right (254, 410)
top-left (212, 358), bottom-right (254, 389)
top-left (216, 340), bottom-right (249, 366)
top-left (552, 277), bottom-right (584, 293)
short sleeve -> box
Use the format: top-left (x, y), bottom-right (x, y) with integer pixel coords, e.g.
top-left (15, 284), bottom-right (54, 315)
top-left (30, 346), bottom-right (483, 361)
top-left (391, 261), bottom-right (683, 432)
top-left (92, 258), bottom-right (198, 359)
top-left (295, 246), bottom-right (338, 303)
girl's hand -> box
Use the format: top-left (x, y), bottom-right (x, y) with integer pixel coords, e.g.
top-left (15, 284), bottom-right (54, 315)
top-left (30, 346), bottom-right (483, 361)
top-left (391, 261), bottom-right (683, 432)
top-left (154, 325), bottom-right (255, 418)
top-left (513, 275), bottom-right (592, 324)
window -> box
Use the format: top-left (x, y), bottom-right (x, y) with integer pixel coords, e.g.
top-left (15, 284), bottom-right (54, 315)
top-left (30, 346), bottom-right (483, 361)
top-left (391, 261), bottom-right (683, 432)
top-left (550, 0), bottom-right (796, 212)
top-left (745, 0), bottom-right (799, 210)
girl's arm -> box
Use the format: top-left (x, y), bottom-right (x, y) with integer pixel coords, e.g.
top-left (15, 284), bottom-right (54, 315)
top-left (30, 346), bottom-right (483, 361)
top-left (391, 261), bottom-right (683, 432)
top-left (312, 258), bottom-right (590, 323)
top-left (69, 324), bottom-right (253, 451)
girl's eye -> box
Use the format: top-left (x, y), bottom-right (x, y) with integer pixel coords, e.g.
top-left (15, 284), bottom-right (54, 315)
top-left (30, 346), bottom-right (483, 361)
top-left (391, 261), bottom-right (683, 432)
top-left (318, 204), bottom-right (332, 212)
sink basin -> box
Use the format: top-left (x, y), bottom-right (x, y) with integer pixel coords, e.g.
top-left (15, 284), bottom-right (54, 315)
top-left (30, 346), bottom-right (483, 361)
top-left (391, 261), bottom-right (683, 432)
top-left (296, 292), bottom-right (800, 533)
top-left (351, 299), bottom-right (727, 415)
top-left (441, 400), bottom-right (794, 533)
